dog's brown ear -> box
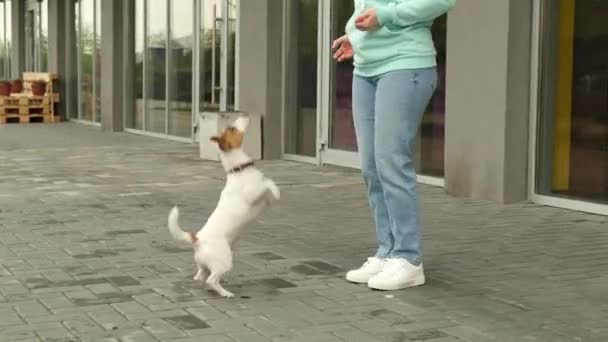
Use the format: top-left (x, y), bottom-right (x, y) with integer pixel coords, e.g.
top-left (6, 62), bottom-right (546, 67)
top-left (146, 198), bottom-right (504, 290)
top-left (210, 135), bottom-right (229, 151)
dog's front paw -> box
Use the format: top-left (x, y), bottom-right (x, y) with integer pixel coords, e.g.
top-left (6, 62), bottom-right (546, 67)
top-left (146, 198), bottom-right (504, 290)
top-left (265, 180), bottom-right (280, 201)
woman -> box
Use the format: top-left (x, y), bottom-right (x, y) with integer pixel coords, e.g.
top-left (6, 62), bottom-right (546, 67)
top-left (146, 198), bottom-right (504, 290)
top-left (333, 0), bottom-right (456, 291)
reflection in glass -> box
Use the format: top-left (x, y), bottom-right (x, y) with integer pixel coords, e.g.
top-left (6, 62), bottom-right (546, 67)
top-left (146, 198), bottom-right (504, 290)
top-left (226, 0), bottom-right (237, 109)
top-left (40, 0), bottom-right (48, 71)
top-left (79, 0), bottom-right (95, 122)
top-left (330, 0), bottom-right (356, 152)
top-left (284, 0), bottom-right (318, 157)
top-left (126, 0), bottom-right (145, 130)
top-left (537, 0), bottom-right (608, 202)
top-left (169, 0), bottom-right (194, 138)
top-left (419, 14), bottom-right (447, 177)
top-left (5, 0), bottom-right (10, 78)
top-left (0, 3), bottom-right (5, 78)
top-left (94, 0), bottom-right (101, 122)
top-left (200, 0), bottom-right (221, 112)
top-left (71, 0), bottom-right (79, 120)
top-left (146, 0), bottom-right (168, 134)
top-left (26, 10), bottom-right (36, 71)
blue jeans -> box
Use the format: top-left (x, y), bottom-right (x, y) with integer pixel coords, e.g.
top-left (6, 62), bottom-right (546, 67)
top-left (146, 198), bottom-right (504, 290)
top-left (352, 68), bottom-right (437, 265)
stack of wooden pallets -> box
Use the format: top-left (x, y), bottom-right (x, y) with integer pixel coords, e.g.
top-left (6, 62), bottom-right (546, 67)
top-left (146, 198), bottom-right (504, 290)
top-left (0, 72), bottom-right (61, 125)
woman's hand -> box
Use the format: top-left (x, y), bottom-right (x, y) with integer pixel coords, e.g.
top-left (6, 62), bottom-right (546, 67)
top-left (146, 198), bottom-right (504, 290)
top-left (332, 35), bottom-right (354, 62)
top-left (355, 8), bottom-right (379, 31)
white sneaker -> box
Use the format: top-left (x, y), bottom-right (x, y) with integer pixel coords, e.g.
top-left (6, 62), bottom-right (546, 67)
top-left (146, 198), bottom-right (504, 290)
top-left (367, 258), bottom-right (425, 290)
top-left (345, 257), bottom-right (386, 284)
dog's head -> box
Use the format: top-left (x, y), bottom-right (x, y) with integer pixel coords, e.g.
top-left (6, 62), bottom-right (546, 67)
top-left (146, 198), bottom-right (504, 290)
top-left (209, 116), bottom-right (249, 152)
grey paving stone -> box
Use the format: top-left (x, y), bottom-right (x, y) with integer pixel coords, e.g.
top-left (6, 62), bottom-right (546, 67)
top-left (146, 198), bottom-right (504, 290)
top-left (62, 316), bottom-right (105, 335)
top-left (107, 276), bottom-right (141, 287)
top-left (0, 332), bottom-right (40, 342)
top-left (1, 124), bottom-right (608, 341)
top-left (0, 310), bottom-right (25, 326)
top-left (252, 252), bottom-right (287, 261)
top-left (185, 305), bottom-right (231, 321)
top-left (116, 328), bottom-right (159, 342)
top-left (111, 301), bottom-right (150, 315)
top-left (163, 314), bottom-right (210, 330)
top-left (125, 309), bottom-right (189, 321)
top-left (13, 300), bottom-right (51, 318)
top-left (260, 278), bottom-right (297, 289)
top-left (440, 325), bottom-right (497, 342)
top-left (33, 326), bottom-right (76, 341)
top-left (86, 283), bottom-right (120, 295)
top-left (142, 318), bottom-right (187, 339)
top-left (173, 336), bottom-right (235, 342)
top-left (87, 308), bottom-right (129, 330)
top-left (228, 331), bottom-right (270, 342)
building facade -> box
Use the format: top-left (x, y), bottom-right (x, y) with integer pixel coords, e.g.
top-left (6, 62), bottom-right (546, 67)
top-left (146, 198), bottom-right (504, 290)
top-left (1, 0), bottom-right (607, 215)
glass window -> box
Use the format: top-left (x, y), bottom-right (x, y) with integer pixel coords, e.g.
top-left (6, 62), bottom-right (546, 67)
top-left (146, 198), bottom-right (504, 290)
top-left (0, 2), bottom-right (5, 79)
top-left (125, 0), bottom-right (145, 130)
top-left (226, 0), bottom-right (236, 110)
top-left (5, 0), bottom-right (11, 79)
top-left (70, 0), bottom-right (79, 120)
top-left (124, 0), bottom-right (236, 137)
top-left (536, 0), bottom-right (608, 203)
top-left (284, 0), bottom-right (318, 157)
top-left (146, 0), bottom-right (168, 134)
top-left (94, 0), bottom-right (100, 122)
top-left (40, 0), bottom-right (48, 71)
top-left (79, 0), bottom-right (95, 121)
top-left (200, 0), bottom-right (221, 112)
top-left (419, 14), bottom-right (447, 177)
top-left (199, 0), bottom-right (236, 113)
top-left (329, 0), bottom-right (356, 152)
top-left (26, 9), bottom-right (35, 71)
top-left (169, 0), bottom-right (194, 138)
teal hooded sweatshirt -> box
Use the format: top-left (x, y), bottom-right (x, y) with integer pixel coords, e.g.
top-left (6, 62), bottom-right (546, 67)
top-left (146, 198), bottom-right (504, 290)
top-left (345, 0), bottom-right (456, 77)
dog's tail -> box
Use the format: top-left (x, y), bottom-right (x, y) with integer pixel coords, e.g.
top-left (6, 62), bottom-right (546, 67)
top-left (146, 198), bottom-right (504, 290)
top-left (168, 206), bottom-right (197, 245)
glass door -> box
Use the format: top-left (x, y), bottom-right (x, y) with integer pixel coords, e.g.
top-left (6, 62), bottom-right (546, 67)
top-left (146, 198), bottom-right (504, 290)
top-left (319, 0), bottom-right (360, 168)
top-left (318, 2), bottom-right (449, 177)
top-left (531, 0), bottom-right (608, 214)
top-left (283, 0), bottom-right (319, 159)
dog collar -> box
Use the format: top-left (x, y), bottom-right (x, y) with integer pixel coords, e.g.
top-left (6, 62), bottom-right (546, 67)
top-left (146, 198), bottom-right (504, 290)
top-left (227, 161), bottom-right (255, 174)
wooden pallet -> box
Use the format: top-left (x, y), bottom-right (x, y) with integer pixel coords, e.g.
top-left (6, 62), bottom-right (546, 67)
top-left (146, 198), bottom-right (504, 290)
top-left (0, 96), bottom-right (51, 106)
top-left (0, 105), bottom-right (50, 116)
top-left (0, 113), bottom-right (53, 124)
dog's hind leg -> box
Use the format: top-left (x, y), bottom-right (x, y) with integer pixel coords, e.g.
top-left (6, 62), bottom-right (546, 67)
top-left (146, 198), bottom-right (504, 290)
top-left (206, 271), bottom-right (234, 298)
top-left (199, 240), bottom-right (234, 298)
top-left (193, 267), bottom-right (207, 281)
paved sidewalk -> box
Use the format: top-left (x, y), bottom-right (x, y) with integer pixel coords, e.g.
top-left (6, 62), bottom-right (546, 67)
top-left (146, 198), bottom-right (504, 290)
top-left (1, 123), bottom-right (607, 342)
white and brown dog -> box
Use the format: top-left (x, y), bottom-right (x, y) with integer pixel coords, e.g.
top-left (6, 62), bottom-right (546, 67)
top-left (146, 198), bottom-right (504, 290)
top-left (168, 117), bottom-right (280, 297)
